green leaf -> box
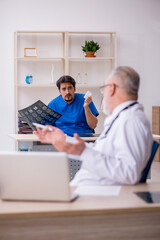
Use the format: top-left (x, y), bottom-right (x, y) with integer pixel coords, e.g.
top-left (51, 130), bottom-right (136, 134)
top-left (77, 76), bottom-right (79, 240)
top-left (81, 40), bottom-right (101, 52)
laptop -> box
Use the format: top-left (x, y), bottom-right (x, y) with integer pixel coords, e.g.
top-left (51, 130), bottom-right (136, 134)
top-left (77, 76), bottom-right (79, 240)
top-left (0, 151), bottom-right (78, 202)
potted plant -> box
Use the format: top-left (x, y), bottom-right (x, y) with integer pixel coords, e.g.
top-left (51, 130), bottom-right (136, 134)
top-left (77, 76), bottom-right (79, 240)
top-left (81, 40), bottom-right (100, 57)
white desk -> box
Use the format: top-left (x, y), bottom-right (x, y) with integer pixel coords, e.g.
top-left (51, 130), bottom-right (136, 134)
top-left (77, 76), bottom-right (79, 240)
top-left (0, 183), bottom-right (160, 239)
top-left (9, 133), bottom-right (160, 142)
top-left (9, 133), bottom-right (98, 142)
top-left (153, 134), bottom-right (160, 140)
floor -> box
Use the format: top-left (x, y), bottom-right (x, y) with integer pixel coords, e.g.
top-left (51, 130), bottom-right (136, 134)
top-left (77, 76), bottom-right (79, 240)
top-left (148, 161), bottom-right (160, 183)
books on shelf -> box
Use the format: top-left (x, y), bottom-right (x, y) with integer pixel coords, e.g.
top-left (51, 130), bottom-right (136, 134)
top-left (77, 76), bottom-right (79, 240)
top-left (18, 116), bottom-right (33, 134)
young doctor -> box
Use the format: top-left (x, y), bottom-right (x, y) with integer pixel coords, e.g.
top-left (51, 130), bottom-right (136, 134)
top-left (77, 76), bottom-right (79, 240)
top-left (48, 75), bottom-right (99, 136)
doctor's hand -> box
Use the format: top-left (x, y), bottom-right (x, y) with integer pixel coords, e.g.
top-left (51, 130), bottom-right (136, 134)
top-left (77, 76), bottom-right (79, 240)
top-left (33, 126), bottom-right (66, 145)
top-left (53, 133), bottom-right (86, 155)
top-left (84, 96), bottom-right (92, 108)
top-left (34, 127), bottom-right (86, 155)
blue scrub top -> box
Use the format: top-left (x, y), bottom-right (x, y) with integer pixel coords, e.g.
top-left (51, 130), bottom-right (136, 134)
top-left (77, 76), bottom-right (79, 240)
top-left (48, 93), bottom-right (99, 136)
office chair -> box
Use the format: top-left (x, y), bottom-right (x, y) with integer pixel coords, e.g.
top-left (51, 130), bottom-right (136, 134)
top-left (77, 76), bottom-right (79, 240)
top-left (139, 140), bottom-right (159, 183)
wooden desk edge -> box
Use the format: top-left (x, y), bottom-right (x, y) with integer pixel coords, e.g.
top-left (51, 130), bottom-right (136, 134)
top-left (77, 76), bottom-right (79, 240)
top-left (0, 204), bottom-right (160, 219)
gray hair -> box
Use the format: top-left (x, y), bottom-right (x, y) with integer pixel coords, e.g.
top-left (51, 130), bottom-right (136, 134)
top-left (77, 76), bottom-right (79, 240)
top-left (111, 66), bottom-right (140, 97)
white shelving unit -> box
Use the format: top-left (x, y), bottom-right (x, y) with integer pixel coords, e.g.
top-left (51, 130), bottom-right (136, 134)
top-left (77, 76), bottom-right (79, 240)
top-left (14, 31), bottom-right (117, 135)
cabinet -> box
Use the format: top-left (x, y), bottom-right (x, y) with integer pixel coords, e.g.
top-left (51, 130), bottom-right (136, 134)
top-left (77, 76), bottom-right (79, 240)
top-left (14, 31), bottom-right (117, 136)
top-left (152, 106), bottom-right (160, 161)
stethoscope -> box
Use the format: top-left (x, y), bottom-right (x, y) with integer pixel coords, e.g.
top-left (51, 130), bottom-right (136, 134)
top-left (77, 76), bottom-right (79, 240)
top-left (98, 101), bottom-right (138, 140)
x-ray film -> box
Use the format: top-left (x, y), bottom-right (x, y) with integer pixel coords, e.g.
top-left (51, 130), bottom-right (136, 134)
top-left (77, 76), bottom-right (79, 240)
top-left (18, 100), bottom-right (62, 131)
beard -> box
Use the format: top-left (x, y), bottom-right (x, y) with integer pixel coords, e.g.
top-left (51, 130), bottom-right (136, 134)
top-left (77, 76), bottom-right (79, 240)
top-left (64, 94), bottom-right (73, 103)
top-left (102, 98), bottom-right (111, 116)
top-left (65, 98), bottom-right (73, 102)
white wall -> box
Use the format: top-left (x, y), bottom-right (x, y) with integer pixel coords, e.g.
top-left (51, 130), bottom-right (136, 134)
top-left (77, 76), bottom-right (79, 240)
top-left (0, 0), bottom-right (160, 150)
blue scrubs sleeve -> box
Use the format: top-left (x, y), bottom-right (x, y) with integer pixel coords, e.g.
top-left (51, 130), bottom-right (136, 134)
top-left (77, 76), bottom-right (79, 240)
top-left (89, 101), bottom-right (99, 117)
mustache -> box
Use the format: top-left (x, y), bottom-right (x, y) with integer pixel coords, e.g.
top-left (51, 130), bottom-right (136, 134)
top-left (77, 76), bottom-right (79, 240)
top-left (65, 94), bottom-right (72, 98)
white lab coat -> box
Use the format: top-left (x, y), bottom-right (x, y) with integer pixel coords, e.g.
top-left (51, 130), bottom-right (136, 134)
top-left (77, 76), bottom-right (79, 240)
top-left (70, 101), bottom-right (153, 186)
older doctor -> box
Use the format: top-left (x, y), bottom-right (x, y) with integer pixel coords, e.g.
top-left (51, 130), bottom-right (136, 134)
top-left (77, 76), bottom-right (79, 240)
top-left (34, 66), bottom-right (153, 186)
